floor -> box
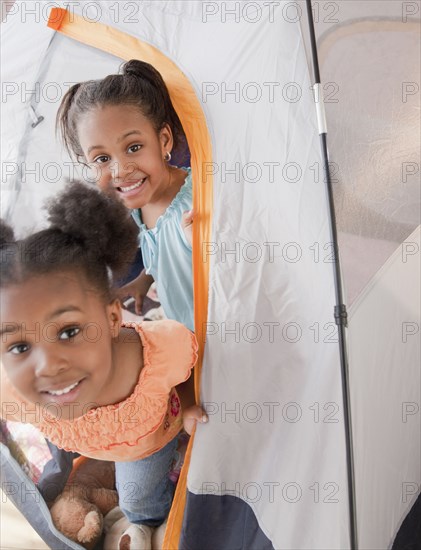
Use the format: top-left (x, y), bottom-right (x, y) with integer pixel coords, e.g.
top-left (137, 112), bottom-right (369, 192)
top-left (1, 493), bottom-right (50, 550)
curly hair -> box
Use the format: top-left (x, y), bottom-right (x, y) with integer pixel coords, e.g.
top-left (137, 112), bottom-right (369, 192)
top-left (57, 59), bottom-right (186, 163)
top-left (0, 182), bottom-right (138, 299)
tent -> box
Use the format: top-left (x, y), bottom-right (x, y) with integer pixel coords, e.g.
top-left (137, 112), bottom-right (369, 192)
top-left (1, 1), bottom-right (420, 548)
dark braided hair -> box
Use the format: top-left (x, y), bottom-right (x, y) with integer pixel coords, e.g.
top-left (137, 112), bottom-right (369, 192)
top-left (57, 59), bottom-right (186, 163)
top-left (0, 182), bottom-right (138, 300)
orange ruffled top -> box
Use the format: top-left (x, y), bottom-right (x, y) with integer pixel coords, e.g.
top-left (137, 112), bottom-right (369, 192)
top-left (1, 320), bottom-right (198, 462)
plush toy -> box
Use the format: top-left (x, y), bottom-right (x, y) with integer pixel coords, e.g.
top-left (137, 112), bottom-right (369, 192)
top-left (49, 456), bottom-right (118, 550)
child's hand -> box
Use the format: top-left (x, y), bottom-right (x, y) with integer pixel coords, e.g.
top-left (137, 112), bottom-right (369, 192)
top-left (117, 269), bottom-right (154, 316)
top-left (181, 209), bottom-right (194, 246)
top-left (183, 405), bottom-right (208, 435)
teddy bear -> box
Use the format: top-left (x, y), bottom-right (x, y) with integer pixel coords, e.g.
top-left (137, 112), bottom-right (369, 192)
top-left (49, 456), bottom-right (118, 550)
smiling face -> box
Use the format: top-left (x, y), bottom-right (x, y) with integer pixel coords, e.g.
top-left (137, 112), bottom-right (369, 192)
top-left (77, 104), bottom-right (173, 210)
top-left (0, 270), bottom-right (122, 420)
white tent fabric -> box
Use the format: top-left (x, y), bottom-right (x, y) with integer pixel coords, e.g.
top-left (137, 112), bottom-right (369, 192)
top-left (314, 5), bottom-right (421, 546)
top-left (1, 1), bottom-right (419, 549)
top-left (349, 226), bottom-right (420, 549)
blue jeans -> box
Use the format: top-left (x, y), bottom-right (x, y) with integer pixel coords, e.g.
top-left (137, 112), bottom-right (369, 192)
top-left (115, 436), bottom-right (178, 527)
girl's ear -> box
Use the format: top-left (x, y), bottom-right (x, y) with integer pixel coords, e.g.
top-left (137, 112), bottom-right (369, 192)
top-left (160, 124), bottom-right (174, 156)
top-left (107, 298), bottom-right (122, 338)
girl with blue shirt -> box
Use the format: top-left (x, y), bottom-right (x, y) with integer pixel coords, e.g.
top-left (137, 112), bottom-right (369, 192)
top-left (57, 59), bottom-right (194, 331)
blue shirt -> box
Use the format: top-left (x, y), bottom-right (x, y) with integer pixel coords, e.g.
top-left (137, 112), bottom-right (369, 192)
top-left (131, 168), bottom-right (194, 331)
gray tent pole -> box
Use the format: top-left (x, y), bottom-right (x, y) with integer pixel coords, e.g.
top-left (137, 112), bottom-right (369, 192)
top-left (304, 2), bottom-right (358, 549)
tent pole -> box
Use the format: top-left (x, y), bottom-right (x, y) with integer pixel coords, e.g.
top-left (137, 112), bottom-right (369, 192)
top-left (304, 2), bottom-right (358, 549)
